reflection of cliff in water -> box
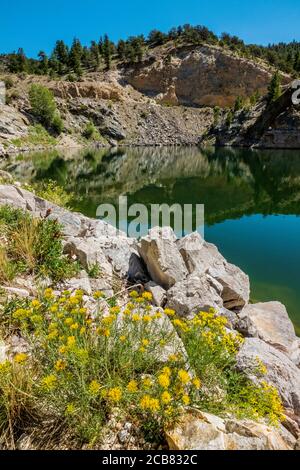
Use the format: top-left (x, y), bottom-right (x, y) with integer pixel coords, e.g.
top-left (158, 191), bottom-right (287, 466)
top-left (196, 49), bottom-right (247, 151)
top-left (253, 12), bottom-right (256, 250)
top-left (2, 146), bottom-right (300, 223)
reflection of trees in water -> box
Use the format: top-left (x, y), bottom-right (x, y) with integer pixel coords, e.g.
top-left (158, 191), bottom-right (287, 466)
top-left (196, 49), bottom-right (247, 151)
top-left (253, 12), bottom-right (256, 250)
top-left (2, 146), bottom-right (300, 221)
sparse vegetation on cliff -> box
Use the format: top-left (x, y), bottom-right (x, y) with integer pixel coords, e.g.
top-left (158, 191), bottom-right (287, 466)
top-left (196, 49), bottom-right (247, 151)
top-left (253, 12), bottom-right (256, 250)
top-left (1, 24), bottom-right (300, 78)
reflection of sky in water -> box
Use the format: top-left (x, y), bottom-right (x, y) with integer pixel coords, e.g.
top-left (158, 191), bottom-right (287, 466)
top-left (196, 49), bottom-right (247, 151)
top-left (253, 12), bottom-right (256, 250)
top-left (206, 215), bottom-right (300, 332)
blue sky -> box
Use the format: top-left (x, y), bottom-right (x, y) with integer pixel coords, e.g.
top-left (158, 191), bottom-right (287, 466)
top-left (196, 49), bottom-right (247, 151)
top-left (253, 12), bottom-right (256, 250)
top-left (1, 0), bottom-right (300, 57)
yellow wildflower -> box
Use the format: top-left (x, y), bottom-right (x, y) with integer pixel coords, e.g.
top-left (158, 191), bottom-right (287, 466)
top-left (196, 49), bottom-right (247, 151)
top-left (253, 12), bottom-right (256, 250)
top-left (59, 345), bottom-right (67, 354)
top-left (127, 380), bottom-right (138, 393)
top-left (120, 335), bottom-right (126, 342)
top-left (89, 380), bottom-right (101, 396)
top-left (132, 314), bottom-right (141, 322)
top-left (31, 314), bottom-right (43, 323)
top-left (140, 395), bottom-right (160, 412)
top-left (192, 378), bottom-right (201, 390)
top-left (41, 374), bottom-right (57, 390)
top-left (142, 377), bottom-right (153, 389)
top-left (110, 306), bottom-right (120, 315)
top-left (69, 296), bottom-right (80, 306)
top-left (94, 291), bottom-right (104, 299)
top-left (67, 336), bottom-right (76, 348)
top-left (107, 387), bottom-right (122, 402)
top-left (55, 359), bottom-right (66, 371)
top-left (70, 322), bottom-right (79, 331)
top-left (64, 317), bottom-right (73, 326)
top-left (14, 353), bottom-right (28, 364)
top-left (31, 299), bottom-right (41, 308)
top-left (142, 315), bottom-right (152, 323)
top-left (65, 403), bottom-right (76, 415)
top-left (178, 369), bottom-right (191, 385)
top-left (161, 391), bottom-right (171, 404)
top-left (98, 328), bottom-right (110, 337)
top-left (164, 308), bottom-right (175, 317)
top-left (182, 394), bottom-right (190, 405)
top-left (129, 290), bottom-right (138, 298)
top-left (142, 291), bottom-right (153, 301)
top-left (47, 330), bottom-right (58, 340)
top-left (80, 327), bottom-right (86, 335)
top-left (141, 339), bottom-right (149, 347)
top-left (168, 354), bottom-right (178, 362)
top-left (158, 374), bottom-right (170, 389)
top-left (162, 366), bottom-right (171, 376)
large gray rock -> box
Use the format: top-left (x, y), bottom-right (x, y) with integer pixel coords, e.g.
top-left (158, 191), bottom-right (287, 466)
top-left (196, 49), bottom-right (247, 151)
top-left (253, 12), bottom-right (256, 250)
top-left (166, 272), bottom-right (223, 317)
top-left (97, 236), bottom-right (137, 278)
top-left (178, 232), bottom-right (250, 311)
top-left (237, 338), bottom-right (300, 418)
top-left (63, 236), bottom-right (113, 278)
top-left (165, 409), bottom-right (294, 450)
top-left (145, 281), bottom-right (166, 307)
top-left (138, 227), bottom-right (188, 289)
top-left (238, 302), bottom-right (299, 360)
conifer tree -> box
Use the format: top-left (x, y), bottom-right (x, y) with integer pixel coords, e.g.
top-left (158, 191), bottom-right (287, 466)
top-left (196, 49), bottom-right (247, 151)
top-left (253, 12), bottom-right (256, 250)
top-left (103, 34), bottom-right (112, 70)
top-left (267, 71), bottom-right (282, 103)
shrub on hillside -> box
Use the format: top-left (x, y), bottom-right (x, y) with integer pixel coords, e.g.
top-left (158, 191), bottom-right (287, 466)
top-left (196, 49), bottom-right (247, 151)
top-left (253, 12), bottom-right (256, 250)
top-left (28, 84), bottom-right (64, 134)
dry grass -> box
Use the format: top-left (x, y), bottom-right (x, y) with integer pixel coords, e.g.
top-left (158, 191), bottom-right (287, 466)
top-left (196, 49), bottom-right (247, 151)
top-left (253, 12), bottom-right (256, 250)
top-left (10, 218), bottom-right (38, 272)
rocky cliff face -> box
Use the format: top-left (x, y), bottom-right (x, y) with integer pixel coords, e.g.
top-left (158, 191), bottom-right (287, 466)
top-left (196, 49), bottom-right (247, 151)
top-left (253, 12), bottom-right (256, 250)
top-left (206, 85), bottom-right (300, 149)
top-left (125, 44), bottom-right (290, 108)
top-left (0, 43), bottom-right (296, 152)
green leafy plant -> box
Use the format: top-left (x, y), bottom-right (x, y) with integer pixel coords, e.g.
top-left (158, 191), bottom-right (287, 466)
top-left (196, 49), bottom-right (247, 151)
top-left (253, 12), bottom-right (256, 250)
top-left (28, 84), bottom-right (64, 134)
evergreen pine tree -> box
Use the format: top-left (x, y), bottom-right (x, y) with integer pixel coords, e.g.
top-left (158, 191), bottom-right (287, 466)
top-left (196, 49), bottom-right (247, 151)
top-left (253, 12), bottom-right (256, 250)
top-left (103, 34), bottom-right (112, 70)
top-left (267, 71), bottom-right (282, 103)
top-left (38, 51), bottom-right (49, 75)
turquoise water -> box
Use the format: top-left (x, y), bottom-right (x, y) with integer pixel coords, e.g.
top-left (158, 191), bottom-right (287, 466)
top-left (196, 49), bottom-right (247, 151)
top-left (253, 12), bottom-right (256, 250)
top-left (2, 146), bottom-right (300, 332)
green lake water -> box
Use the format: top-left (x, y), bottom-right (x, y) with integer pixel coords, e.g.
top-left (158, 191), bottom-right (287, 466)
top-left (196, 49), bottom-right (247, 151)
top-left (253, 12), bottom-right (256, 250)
top-left (2, 145), bottom-right (300, 333)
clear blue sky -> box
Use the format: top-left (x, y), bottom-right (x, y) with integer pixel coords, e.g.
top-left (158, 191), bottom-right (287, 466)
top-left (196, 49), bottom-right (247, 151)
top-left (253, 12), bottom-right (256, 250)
top-left (1, 0), bottom-right (300, 57)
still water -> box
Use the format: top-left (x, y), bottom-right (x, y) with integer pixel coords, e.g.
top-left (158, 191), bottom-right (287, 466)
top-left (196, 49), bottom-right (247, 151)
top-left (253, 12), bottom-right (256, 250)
top-left (2, 146), bottom-right (300, 332)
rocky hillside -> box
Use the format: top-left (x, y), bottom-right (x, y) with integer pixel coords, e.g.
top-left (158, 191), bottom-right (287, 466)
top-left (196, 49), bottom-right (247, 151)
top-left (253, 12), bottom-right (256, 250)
top-left (125, 43), bottom-right (289, 108)
top-left (204, 85), bottom-right (300, 148)
top-left (0, 184), bottom-right (299, 449)
top-left (0, 42), bottom-right (295, 154)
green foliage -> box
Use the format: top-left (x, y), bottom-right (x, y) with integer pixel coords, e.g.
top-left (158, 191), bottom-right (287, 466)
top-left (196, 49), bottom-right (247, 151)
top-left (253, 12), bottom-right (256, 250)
top-left (11, 124), bottom-right (56, 148)
top-left (32, 180), bottom-right (74, 208)
top-left (213, 106), bottom-right (221, 126)
top-left (28, 84), bottom-right (63, 133)
top-left (234, 96), bottom-right (244, 112)
top-left (87, 263), bottom-right (101, 278)
top-left (29, 84), bottom-right (56, 126)
top-left (82, 121), bottom-right (101, 141)
top-left (0, 293), bottom-right (284, 448)
top-left (267, 71), bottom-right (282, 103)
top-left (178, 310), bottom-right (284, 424)
top-left (0, 206), bottom-right (78, 283)
top-left (226, 110), bottom-right (234, 126)
top-left (51, 113), bottom-right (64, 134)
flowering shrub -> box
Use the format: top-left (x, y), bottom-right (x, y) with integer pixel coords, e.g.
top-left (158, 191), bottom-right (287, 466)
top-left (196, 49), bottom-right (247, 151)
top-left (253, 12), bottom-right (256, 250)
top-left (0, 289), bottom-right (284, 448)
